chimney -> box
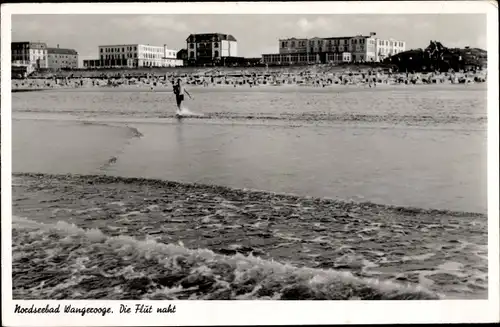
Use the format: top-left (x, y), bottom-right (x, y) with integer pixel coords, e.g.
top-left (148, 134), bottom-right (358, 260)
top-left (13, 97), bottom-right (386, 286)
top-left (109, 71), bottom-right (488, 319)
top-left (57, 44), bottom-right (59, 48)
top-left (163, 44), bottom-right (167, 58)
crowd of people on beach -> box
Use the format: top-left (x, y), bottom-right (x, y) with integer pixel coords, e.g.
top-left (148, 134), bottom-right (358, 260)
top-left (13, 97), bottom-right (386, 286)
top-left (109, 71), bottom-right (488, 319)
top-left (12, 65), bottom-right (487, 91)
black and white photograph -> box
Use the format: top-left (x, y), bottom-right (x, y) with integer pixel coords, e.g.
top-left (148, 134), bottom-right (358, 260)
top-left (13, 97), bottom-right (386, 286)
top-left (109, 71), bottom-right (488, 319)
top-left (1, 1), bottom-right (499, 325)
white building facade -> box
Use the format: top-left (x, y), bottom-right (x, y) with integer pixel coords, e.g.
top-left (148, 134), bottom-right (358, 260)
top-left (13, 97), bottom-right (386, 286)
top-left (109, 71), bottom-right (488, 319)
top-left (374, 38), bottom-right (406, 62)
top-left (47, 46), bottom-right (79, 70)
top-left (265, 33), bottom-right (405, 65)
top-left (186, 33), bottom-right (237, 64)
top-left (262, 53), bottom-right (320, 65)
top-left (11, 42), bottom-right (48, 72)
top-left (84, 44), bottom-right (182, 69)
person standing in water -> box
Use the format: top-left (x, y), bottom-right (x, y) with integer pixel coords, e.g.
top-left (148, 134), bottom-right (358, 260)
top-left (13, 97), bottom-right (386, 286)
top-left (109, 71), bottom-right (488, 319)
top-left (173, 79), bottom-right (193, 116)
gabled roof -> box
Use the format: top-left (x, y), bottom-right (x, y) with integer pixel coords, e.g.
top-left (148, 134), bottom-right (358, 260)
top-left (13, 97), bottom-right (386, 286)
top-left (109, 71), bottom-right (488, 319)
top-left (323, 36), bottom-right (356, 40)
top-left (186, 33), bottom-right (237, 42)
top-left (47, 48), bottom-right (78, 55)
top-left (12, 42), bottom-right (48, 49)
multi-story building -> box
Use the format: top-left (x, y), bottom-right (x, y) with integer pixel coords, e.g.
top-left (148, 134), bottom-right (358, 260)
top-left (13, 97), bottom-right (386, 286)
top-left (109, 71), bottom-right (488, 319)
top-left (279, 38), bottom-right (308, 54)
top-left (374, 38), bottom-right (406, 62)
top-left (263, 32), bottom-right (405, 65)
top-left (262, 53), bottom-right (321, 65)
top-left (11, 42), bottom-right (48, 72)
top-left (47, 45), bottom-right (78, 70)
top-left (186, 33), bottom-right (237, 65)
top-left (83, 44), bottom-right (182, 69)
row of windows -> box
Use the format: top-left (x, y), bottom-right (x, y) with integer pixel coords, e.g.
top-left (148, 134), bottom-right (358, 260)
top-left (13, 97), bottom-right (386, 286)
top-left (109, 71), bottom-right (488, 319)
top-left (189, 51), bottom-right (220, 58)
top-left (52, 61), bottom-right (76, 65)
top-left (283, 45), bottom-right (362, 53)
top-left (100, 46), bottom-right (170, 54)
top-left (143, 53), bottom-right (163, 59)
top-left (141, 47), bottom-right (163, 53)
top-left (326, 54), bottom-right (351, 60)
top-left (101, 53), bottom-right (177, 61)
top-left (282, 39), bottom-right (404, 48)
top-left (263, 54), bottom-right (320, 63)
top-left (49, 55), bottom-right (76, 59)
top-left (102, 54), bottom-right (138, 59)
top-left (101, 46), bottom-right (138, 53)
top-left (377, 40), bottom-right (405, 47)
top-left (282, 39), bottom-right (351, 48)
top-left (12, 49), bottom-right (46, 54)
top-left (13, 56), bottom-right (48, 62)
top-left (189, 43), bottom-right (220, 49)
top-left (378, 48), bottom-right (402, 55)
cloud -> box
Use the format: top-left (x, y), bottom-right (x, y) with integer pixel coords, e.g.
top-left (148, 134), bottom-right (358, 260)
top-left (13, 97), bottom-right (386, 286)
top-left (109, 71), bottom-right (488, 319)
top-left (108, 15), bottom-right (188, 33)
top-left (296, 16), bottom-right (338, 36)
top-left (11, 14), bottom-right (488, 58)
top-left (297, 17), bottom-right (310, 32)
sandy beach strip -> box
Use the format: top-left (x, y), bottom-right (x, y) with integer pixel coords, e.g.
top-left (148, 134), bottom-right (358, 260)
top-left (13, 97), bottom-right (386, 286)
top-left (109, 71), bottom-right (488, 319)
top-left (12, 173), bottom-right (487, 300)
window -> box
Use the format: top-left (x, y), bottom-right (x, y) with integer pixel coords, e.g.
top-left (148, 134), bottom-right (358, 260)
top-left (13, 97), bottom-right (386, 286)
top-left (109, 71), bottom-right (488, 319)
top-left (282, 41), bottom-right (286, 48)
top-left (122, 48), bottom-right (125, 52)
top-left (214, 42), bottom-right (219, 48)
top-left (214, 50), bottom-right (219, 57)
top-left (100, 49), bottom-right (103, 53)
top-left (291, 41), bottom-right (295, 47)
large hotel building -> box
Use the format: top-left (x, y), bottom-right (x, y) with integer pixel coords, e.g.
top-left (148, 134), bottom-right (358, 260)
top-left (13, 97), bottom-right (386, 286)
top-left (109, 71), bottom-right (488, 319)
top-left (12, 41), bottom-right (79, 75)
top-left (47, 45), bottom-right (79, 70)
top-left (186, 33), bottom-right (238, 65)
top-left (11, 42), bottom-right (49, 73)
top-left (83, 44), bottom-right (183, 68)
top-left (262, 32), bottom-right (406, 65)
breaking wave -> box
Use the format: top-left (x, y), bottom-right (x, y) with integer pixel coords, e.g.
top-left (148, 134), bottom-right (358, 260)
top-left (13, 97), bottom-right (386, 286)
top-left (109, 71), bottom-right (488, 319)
top-left (12, 173), bottom-right (488, 300)
top-left (12, 215), bottom-right (441, 300)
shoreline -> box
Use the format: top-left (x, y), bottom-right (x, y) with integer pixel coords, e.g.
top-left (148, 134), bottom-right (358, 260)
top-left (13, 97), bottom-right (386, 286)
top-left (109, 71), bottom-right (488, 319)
top-left (12, 172), bottom-right (487, 299)
top-left (11, 81), bottom-right (486, 92)
top-left (13, 172), bottom-right (486, 217)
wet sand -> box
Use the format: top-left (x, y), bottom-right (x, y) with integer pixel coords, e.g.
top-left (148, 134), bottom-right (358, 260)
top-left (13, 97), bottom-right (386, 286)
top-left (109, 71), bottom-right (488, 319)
top-left (12, 173), bottom-right (487, 300)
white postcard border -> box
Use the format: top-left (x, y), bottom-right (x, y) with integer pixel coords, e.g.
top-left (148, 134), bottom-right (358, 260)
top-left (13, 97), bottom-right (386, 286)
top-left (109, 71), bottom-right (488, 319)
top-left (1, 1), bottom-right (499, 326)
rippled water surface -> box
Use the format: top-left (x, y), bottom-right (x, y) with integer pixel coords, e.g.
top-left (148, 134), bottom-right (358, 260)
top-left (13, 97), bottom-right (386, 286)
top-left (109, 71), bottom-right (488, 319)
top-left (11, 85), bottom-right (488, 299)
top-left (13, 85), bottom-right (487, 212)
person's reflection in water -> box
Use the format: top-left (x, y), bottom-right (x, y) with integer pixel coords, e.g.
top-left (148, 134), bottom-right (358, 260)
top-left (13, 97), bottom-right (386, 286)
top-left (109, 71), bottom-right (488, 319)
top-left (175, 117), bottom-right (185, 148)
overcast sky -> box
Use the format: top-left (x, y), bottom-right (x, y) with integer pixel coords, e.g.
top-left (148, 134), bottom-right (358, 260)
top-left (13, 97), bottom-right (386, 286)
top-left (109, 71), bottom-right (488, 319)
top-left (12, 14), bottom-right (487, 64)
